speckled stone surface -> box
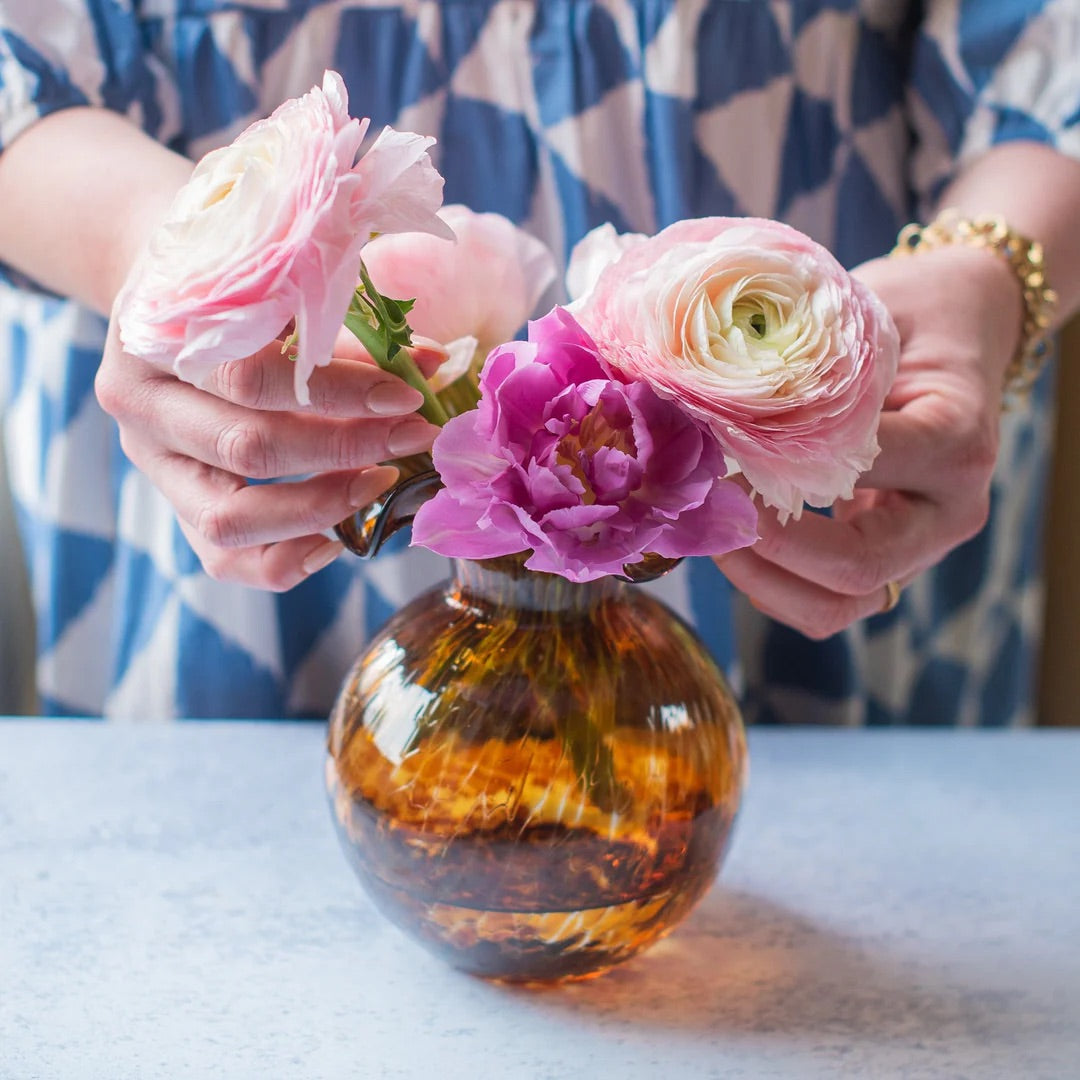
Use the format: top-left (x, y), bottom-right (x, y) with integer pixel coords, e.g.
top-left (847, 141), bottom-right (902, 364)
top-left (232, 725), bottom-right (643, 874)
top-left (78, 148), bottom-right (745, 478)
top-left (1, 723), bottom-right (1077, 1080)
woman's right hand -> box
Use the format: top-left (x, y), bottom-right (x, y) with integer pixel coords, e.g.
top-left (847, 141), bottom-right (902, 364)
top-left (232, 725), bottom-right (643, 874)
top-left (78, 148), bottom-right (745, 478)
top-left (94, 318), bottom-right (439, 591)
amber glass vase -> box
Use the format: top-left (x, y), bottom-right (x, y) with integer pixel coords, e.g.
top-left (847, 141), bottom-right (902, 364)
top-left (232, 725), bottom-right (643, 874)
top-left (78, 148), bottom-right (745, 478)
top-left (326, 554), bottom-right (747, 982)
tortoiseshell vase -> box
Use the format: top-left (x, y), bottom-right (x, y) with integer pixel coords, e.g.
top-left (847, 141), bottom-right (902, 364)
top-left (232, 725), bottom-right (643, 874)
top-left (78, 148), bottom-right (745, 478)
top-left (326, 549), bottom-right (747, 982)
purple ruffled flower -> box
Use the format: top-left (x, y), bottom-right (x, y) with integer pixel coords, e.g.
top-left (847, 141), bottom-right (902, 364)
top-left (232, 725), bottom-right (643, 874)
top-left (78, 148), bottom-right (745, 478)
top-left (410, 308), bottom-right (759, 582)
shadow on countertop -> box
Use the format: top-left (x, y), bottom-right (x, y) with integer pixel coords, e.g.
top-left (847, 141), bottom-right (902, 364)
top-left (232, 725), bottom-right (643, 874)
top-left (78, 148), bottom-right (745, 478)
top-left (486, 887), bottom-right (1069, 1051)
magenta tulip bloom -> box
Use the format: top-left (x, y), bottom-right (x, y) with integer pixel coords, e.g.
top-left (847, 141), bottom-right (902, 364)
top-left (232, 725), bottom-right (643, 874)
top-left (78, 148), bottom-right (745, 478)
top-left (411, 309), bottom-right (758, 582)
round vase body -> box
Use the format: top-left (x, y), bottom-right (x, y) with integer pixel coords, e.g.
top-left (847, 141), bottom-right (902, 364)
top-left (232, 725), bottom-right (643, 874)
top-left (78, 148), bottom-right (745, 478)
top-left (327, 557), bottom-right (747, 981)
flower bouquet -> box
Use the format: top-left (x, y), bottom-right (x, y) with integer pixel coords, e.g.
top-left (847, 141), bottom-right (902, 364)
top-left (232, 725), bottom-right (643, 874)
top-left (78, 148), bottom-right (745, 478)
top-left (117, 73), bottom-right (899, 981)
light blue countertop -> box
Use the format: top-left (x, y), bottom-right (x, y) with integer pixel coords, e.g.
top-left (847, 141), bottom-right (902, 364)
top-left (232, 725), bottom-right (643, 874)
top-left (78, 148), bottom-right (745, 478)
top-left (1, 722), bottom-right (1077, 1080)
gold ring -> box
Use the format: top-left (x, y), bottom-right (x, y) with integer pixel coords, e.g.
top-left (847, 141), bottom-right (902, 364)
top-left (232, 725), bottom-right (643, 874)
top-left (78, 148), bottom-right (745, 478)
top-left (881, 580), bottom-right (902, 613)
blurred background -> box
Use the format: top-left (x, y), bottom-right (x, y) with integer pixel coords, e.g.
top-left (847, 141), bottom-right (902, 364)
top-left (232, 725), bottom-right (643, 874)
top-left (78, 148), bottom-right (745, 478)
top-left (2, 319), bottom-right (1078, 721)
top-left (1039, 317), bottom-right (1080, 727)
top-left (0, 427), bottom-right (34, 714)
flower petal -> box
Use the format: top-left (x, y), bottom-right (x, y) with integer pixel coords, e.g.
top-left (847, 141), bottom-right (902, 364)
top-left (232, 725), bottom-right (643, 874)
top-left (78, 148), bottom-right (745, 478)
top-left (575, 217), bottom-right (900, 516)
top-left (411, 493), bottom-right (527, 559)
top-left (650, 480), bottom-right (759, 558)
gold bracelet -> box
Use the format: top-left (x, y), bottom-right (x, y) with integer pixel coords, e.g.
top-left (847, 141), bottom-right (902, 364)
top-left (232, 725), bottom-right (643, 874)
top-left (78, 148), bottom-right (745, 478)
top-left (891, 209), bottom-right (1058, 409)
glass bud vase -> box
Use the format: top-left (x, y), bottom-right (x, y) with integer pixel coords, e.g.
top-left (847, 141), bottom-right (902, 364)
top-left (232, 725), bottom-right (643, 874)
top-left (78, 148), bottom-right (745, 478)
top-left (326, 554), bottom-right (747, 982)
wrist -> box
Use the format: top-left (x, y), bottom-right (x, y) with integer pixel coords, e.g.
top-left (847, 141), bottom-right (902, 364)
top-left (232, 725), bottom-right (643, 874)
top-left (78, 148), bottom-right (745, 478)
top-left (933, 142), bottom-right (1080, 326)
top-left (891, 211), bottom-right (1056, 408)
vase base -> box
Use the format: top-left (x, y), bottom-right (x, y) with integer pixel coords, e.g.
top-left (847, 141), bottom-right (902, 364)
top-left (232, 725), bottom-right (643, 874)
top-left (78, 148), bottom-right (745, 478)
top-left (354, 866), bottom-right (707, 983)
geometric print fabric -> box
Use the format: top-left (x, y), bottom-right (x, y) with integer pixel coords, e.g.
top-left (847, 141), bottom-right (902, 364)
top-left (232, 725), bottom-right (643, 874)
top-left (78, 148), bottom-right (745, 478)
top-left (0, 0), bottom-right (1078, 722)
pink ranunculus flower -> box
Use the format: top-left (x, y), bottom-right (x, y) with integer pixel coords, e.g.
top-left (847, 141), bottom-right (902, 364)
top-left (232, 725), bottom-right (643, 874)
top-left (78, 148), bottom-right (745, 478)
top-left (572, 218), bottom-right (901, 520)
top-left (564, 221), bottom-right (645, 306)
top-left (410, 308), bottom-right (759, 583)
top-left (360, 204), bottom-right (558, 387)
top-left (116, 70), bottom-right (451, 405)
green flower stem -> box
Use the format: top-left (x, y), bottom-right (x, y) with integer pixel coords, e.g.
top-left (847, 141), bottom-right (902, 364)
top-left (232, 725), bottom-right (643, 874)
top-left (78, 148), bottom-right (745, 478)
top-left (546, 586), bottom-right (633, 816)
top-left (435, 373), bottom-right (482, 419)
top-left (350, 318), bottom-right (451, 427)
top-left (440, 556), bottom-right (633, 815)
top-left (344, 262), bottom-right (450, 428)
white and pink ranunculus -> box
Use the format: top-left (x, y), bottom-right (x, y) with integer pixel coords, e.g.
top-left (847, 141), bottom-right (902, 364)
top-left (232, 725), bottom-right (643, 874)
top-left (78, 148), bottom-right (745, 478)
top-left (360, 204), bottom-right (558, 390)
top-left (564, 221), bottom-right (645, 306)
top-left (571, 218), bottom-right (900, 519)
top-left (116, 70), bottom-right (451, 405)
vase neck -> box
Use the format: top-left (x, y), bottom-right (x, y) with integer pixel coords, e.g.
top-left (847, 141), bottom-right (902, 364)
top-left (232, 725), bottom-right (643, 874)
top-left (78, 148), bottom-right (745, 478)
top-left (452, 557), bottom-right (621, 613)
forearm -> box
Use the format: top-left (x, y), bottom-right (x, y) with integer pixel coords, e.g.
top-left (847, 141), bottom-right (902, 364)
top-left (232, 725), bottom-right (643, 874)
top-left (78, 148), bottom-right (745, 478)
top-left (936, 141), bottom-right (1080, 330)
top-left (0, 107), bottom-right (192, 315)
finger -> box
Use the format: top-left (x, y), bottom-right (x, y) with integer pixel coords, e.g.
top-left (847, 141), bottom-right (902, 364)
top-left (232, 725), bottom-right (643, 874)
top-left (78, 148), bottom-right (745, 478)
top-left (748, 493), bottom-right (951, 598)
top-left (124, 377), bottom-right (437, 479)
top-left (200, 340), bottom-right (426, 418)
top-left (855, 401), bottom-right (998, 495)
top-left (331, 328), bottom-right (448, 381)
top-left (854, 411), bottom-right (936, 492)
top-left (177, 518), bottom-right (345, 592)
top-left (134, 446), bottom-right (401, 549)
top-left (331, 322), bottom-right (449, 366)
top-left (412, 342), bottom-right (450, 379)
top-left (714, 546), bottom-right (899, 640)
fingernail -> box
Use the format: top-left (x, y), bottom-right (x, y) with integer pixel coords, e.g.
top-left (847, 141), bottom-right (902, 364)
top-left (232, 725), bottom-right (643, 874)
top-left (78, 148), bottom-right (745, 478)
top-left (302, 539), bottom-right (343, 576)
top-left (366, 381), bottom-right (424, 416)
top-left (349, 465), bottom-right (399, 508)
top-left (387, 419), bottom-right (437, 457)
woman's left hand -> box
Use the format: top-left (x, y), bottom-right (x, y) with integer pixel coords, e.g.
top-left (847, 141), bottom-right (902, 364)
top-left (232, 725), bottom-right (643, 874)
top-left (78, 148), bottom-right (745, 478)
top-left (714, 243), bottom-right (1023, 638)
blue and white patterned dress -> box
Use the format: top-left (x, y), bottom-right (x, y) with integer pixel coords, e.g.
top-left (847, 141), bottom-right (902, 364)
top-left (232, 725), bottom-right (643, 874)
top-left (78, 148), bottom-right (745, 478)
top-left (1, 0), bottom-right (1078, 723)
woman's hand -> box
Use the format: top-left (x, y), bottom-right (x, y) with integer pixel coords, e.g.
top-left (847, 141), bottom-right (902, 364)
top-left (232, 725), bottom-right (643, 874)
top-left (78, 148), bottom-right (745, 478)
top-left (714, 244), bottom-right (1022, 638)
top-left (95, 319), bottom-right (439, 591)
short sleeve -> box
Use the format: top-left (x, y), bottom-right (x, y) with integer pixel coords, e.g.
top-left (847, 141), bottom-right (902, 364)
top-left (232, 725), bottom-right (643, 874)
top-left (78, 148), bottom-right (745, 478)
top-left (0, 0), bottom-right (178, 153)
top-left (907, 0), bottom-right (1080, 210)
